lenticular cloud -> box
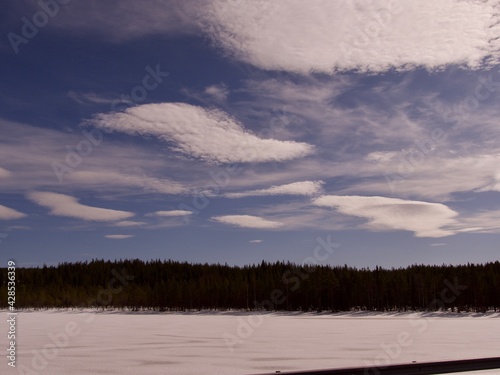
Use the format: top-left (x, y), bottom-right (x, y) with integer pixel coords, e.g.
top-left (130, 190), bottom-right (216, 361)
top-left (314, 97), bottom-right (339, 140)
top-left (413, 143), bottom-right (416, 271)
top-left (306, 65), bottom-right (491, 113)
top-left (0, 204), bottom-right (26, 220)
top-left (89, 103), bottom-right (313, 164)
top-left (212, 215), bottom-right (284, 229)
top-left (28, 192), bottom-right (134, 222)
top-left (313, 195), bottom-right (458, 237)
top-left (225, 181), bottom-right (324, 198)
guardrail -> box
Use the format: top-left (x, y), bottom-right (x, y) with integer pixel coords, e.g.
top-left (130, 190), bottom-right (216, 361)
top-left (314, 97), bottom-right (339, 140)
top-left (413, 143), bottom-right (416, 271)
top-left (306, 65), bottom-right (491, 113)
top-left (252, 357), bottom-right (500, 375)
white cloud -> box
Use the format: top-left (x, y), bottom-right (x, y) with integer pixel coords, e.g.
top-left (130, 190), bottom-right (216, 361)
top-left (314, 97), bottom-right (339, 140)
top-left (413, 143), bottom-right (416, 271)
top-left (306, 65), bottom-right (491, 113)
top-left (151, 210), bottom-right (194, 217)
top-left (89, 103), bottom-right (313, 163)
top-left (249, 239), bottom-right (263, 243)
top-left (21, 1), bottom-right (500, 75)
top-left (202, 0), bottom-right (500, 73)
top-left (0, 167), bottom-right (11, 178)
top-left (113, 221), bottom-right (146, 227)
top-left (204, 84), bottom-right (229, 101)
top-left (212, 215), bottom-right (284, 229)
top-left (313, 195), bottom-right (458, 237)
top-left (104, 234), bottom-right (135, 239)
top-left (28, 192), bottom-right (134, 222)
top-left (0, 205), bottom-right (26, 220)
top-left (246, 201), bottom-right (351, 231)
top-left (225, 180), bottom-right (324, 198)
top-left (364, 151), bottom-right (401, 163)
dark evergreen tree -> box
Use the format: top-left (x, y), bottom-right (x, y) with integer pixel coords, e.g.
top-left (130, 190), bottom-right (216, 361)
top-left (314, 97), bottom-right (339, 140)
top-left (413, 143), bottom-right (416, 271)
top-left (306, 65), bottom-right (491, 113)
top-left (1, 260), bottom-right (499, 312)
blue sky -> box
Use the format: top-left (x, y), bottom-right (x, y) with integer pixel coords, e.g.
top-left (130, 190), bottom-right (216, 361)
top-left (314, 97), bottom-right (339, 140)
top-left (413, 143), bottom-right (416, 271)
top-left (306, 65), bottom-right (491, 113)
top-left (1, 0), bottom-right (500, 268)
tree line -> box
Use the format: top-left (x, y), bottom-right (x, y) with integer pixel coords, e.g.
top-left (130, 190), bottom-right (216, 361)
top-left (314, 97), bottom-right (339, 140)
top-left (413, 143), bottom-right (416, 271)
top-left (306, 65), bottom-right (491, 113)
top-left (1, 259), bottom-right (498, 312)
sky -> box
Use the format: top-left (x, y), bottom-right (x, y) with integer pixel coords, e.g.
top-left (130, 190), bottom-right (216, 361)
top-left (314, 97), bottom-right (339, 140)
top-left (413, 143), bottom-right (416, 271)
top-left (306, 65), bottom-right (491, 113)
top-left (1, 0), bottom-right (500, 268)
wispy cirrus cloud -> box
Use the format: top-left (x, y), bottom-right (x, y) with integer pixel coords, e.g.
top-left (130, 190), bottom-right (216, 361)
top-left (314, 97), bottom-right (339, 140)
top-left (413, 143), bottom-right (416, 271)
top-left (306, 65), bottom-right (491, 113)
top-left (7, 226), bottom-right (30, 231)
top-left (476, 171), bottom-right (500, 193)
top-left (16, 0), bottom-right (199, 42)
top-left (104, 234), bottom-right (135, 239)
top-left (313, 195), bottom-right (458, 238)
top-left (0, 119), bottom-right (195, 196)
top-left (212, 215), bottom-right (284, 229)
top-left (0, 167), bottom-right (11, 178)
top-left (204, 84), bottom-right (229, 102)
top-left (202, 0), bottom-right (500, 74)
top-left (358, 152), bottom-right (500, 200)
top-left (150, 210), bottom-right (194, 217)
top-left (89, 102), bottom-right (314, 164)
top-left (453, 209), bottom-right (500, 234)
top-left (0, 204), bottom-right (26, 220)
top-left (67, 91), bottom-right (118, 105)
top-left (113, 221), bottom-right (147, 227)
top-left (68, 170), bottom-right (186, 195)
top-left (28, 192), bottom-right (134, 222)
top-left (225, 180), bottom-right (324, 198)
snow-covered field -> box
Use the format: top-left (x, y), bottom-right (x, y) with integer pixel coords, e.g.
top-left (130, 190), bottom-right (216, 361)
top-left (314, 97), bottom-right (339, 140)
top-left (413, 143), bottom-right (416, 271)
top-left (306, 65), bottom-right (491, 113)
top-left (1, 310), bottom-right (499, 374)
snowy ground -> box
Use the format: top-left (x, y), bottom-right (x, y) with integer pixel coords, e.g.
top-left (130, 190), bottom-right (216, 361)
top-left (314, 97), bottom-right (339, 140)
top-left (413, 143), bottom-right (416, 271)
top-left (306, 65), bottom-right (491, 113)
top-left (1, 310), bottom-right (499, 374)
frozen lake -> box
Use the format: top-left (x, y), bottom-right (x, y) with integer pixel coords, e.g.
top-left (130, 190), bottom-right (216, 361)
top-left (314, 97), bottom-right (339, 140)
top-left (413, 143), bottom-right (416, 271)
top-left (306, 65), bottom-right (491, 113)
top-left (1, 310), bottom-right (499, 374)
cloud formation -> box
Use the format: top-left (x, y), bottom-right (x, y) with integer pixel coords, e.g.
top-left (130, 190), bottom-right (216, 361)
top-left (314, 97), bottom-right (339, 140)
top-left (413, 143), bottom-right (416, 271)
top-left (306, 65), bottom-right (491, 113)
top-left (0, 167), bottom-right (11, 178)
top-left (104, 234), bottom-right (135, 239)
top-left (113, 221), bottom-right (146, 227)
top-left (16, 1), bottom-right (500, 76)
top-left (204, 84), bottom-right (229, 101)
top-left (0, 205), bottom-right (26, 220)
top-left (225, 180), bottom-right (324, 198)
top-left (212, 215), bottom-right (284, 229)
top-left (454, 209), bottom-right (500, 234)
top-left (90, 103), bottom-right (313, 163)
top-left (67, 91), bottom-right (117, 105)
top-left (69, 171), bottom-right (186, 195)
top-left (29, 0), bottom-right (198, 41)
top-left (359, 152), bottom-right (500, 200)
top-left (152, 210), bottom-right (194, 217)
top-left (476, 171), bottom-right (500, 193)
top-left (0, 119), bottom-right (197, 197)
top-left (313, 195), bottom-right (458, 237)
top-left (202, 0), bottom-right (500, 73)
top-left (28, 192), bottom-right (134, 222)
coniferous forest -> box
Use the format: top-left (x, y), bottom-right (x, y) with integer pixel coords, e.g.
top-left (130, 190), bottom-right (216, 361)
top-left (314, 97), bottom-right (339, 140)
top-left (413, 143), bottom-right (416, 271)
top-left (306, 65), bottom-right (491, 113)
top-left (1, 259), bottom-right (499, 312)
